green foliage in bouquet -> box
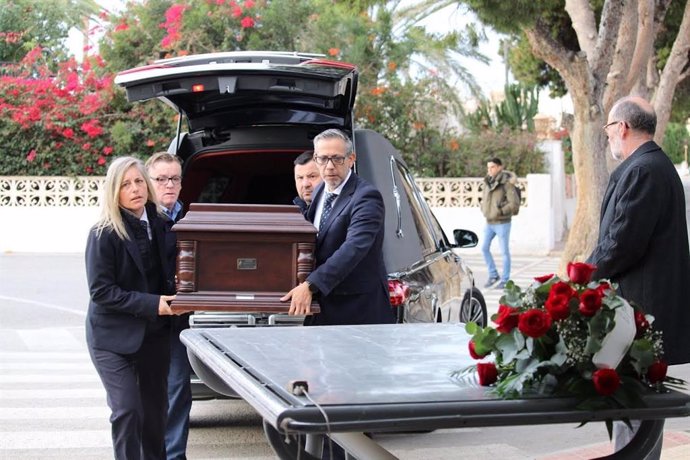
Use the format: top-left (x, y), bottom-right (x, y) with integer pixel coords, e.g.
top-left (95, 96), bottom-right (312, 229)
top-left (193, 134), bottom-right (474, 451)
top-left (458, 262), bottom-right (685, 434)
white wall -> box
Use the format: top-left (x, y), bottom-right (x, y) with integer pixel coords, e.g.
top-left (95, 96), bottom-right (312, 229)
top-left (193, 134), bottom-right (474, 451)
top-left (2, 207), bottom-right (99, 253)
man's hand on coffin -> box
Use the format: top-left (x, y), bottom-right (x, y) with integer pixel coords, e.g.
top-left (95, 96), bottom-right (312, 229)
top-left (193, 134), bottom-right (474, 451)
top-left (281, 282), bottom-right (313, 315)
top-left (158, 295), bottom-right (176, 315)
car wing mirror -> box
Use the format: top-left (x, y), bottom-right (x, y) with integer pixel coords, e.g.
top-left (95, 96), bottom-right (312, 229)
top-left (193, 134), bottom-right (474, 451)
top-left (453, 229), bottom-right (478, 248)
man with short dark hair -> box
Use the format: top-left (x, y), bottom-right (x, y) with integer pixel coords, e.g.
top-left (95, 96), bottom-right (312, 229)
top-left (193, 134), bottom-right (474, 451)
top-left (480, 157), bottom-right (520, 289)
top-left (293, 150), bottom-right (321, 214)
top-left (145, 152), bottom-right (190, 460)
top-left (588, 95), bottom-right (690, 456)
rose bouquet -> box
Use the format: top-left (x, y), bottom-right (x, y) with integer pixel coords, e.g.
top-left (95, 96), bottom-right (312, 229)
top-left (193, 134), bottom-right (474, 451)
top-left (457, 262), bottom-right (684, 432)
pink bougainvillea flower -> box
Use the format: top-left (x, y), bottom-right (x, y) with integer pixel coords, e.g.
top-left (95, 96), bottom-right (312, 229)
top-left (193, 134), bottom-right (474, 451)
top-left (62, 128), bottom-right (75, 139)
top-left (244, 0), bottom-right (255, 7)
top-left (97, 156), bottom-right (106, 166)
top-left (232, 6), bottom-right (243, 17)
top-left (103, 146), bottom-right (113, 155)
top-left (146, 139), bottom-right (156, 147)
top-left (80, 119), bottom-right (103, 138)
top-left (26, 149), bottom-right (36, 162)
top-left (241, 16), bottom-right (255, 28)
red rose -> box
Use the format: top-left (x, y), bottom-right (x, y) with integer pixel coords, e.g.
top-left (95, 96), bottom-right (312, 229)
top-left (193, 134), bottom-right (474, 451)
top-left (518, 309), bottom-right (553, 338)
top-left (468, 340), bottom-right (488, 360)
top-left (578, 289), bottom-right (603, 317)
top-left (535, 273), bottom-right (554, 283)
top-left (494, 304), bottom-right (519, 334)
top-left (545, 293), bottom-right (571, 321)
top-left (596, 281), bottom-right (612, 296)
top-left (592, 368), bottom-right (620, 396)
top-left (647, 361), bottom-right (668, 384)
top-left (634, 311), bottom-right (650, 338)
top-left (550, 281), bottom-right (578, 300)
top-left (477, 362), bottom-right (498, 386)
top-left (567, 262), bottom-right (597, 285)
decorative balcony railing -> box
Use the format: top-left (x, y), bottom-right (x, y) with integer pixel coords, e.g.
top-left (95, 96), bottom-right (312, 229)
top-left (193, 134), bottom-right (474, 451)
top-left (0, 176), bottom-right (528, 208)
top-left (415, 178), bottom-right (527, 208)
top-left (0, 176), bottom-right (105, 207)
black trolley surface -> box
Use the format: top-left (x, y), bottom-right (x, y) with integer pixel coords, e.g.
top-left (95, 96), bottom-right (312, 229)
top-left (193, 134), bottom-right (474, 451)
top-left (181, 323), bottom-right (690, 459)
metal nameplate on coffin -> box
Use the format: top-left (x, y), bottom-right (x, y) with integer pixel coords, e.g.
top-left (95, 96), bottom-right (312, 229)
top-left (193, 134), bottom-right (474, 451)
top-left (237, 258), bottom-right (257, 270)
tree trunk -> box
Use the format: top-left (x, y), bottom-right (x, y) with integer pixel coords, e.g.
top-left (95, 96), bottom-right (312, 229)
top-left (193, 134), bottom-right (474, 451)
top-left (653, 0), bottom-right (690, 144)
top-left (559, 94), bottom-right (610, 273)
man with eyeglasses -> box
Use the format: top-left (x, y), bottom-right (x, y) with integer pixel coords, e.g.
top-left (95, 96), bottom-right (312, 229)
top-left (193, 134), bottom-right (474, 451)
top-left (587, 96), bottom-right (690, 457)
top-left (145, 152), bottom-right (190, 460)
top-left (281, 128), bottom-right (394, 327)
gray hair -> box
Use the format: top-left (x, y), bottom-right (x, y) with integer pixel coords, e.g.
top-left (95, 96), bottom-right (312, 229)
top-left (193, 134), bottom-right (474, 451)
top-left (313, 129), bottom-right (353, 156)
top-left (611, 97), bottom-right (656, 135)
top-left (95, 156), bottom-right (159, 240)
top-left (145, 151), bottom-right (182, 171)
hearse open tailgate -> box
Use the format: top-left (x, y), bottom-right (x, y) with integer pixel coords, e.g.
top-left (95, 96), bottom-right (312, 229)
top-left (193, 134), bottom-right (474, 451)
top-left (180, 323), bottom-right (690, 435)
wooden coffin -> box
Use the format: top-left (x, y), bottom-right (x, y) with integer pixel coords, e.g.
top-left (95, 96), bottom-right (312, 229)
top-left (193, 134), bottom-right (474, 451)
top-left (171, 203), bottom-right (319, 314)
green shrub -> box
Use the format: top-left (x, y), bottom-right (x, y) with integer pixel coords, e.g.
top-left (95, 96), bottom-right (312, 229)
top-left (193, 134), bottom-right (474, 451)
top-left (662, 122), bottom-right (689, 164)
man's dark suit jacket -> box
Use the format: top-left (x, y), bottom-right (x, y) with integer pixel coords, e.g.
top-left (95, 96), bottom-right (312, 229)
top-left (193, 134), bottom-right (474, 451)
top-left (305, 174), bottom-right (394, 326)
top-left (588, 141), bottom-right (690, 365)
top-left (85, 202), bottom-right (172, 355)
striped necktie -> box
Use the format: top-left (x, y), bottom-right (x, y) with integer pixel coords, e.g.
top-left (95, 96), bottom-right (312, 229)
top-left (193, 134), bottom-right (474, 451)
top-left (319, 192), bottom-right (337, 230)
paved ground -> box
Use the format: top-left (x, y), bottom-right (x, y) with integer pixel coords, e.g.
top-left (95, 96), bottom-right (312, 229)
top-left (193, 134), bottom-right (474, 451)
top-left (457, 249), bottom-right (690, 459)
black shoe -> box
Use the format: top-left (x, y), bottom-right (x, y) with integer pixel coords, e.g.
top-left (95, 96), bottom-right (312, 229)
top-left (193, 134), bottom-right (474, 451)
top-left (484, 276), bottom-right (499, 288)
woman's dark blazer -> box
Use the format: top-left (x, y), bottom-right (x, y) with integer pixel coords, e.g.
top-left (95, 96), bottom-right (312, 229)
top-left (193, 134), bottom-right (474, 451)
top-left (85, 203), bottom-right (172, 355)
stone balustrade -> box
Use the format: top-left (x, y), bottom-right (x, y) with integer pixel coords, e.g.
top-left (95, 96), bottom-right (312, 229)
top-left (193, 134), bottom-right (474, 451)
top-left (0, 176), bottom-right (527, 208)
top-left (1, 175), bottom-right (564, 255)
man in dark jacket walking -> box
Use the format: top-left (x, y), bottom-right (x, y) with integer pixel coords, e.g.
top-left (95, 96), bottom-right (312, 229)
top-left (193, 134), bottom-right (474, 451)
top-left (480, 157), bottom-right (520, 289)
top-left (587, 96), bottom-right (690, 457)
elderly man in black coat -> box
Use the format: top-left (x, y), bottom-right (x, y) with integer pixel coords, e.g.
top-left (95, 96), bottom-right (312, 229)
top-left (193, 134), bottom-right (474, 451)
top-left (587, 95), bottom-right (690, 456)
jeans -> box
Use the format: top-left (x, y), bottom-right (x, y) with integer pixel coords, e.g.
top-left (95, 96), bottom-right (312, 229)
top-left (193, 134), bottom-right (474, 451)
top-left (165, 316), bottom-right (192, 460)
top-left (482, 222), bottom-right (511, 283)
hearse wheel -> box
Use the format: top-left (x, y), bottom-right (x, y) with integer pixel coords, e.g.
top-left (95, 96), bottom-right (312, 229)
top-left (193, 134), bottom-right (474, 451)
top-left (460, 287), bottom-right (487, 327)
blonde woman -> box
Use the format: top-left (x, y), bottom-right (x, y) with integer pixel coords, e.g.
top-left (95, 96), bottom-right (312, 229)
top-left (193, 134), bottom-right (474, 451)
top-left (85, 156), bottom-right (176, 459)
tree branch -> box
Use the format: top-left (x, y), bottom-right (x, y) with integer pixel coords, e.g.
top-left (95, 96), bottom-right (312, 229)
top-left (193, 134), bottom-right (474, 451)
top-left (565, 0), bottom-right (597, 59)
top-left (591, 0), bottom-right (625, 86)
top-left (624, 0), bottom-right (655, 91)
top-left (653, 0), bottom-right (690, 145)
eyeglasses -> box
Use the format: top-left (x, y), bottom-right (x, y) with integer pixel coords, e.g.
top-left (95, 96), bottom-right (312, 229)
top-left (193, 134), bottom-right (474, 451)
top-left (602, 120), bottom-right (623, 131)
top-left (313, 155), bottom-right (348, 166)
top-left (152, 176), bottom-right (182, 185)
